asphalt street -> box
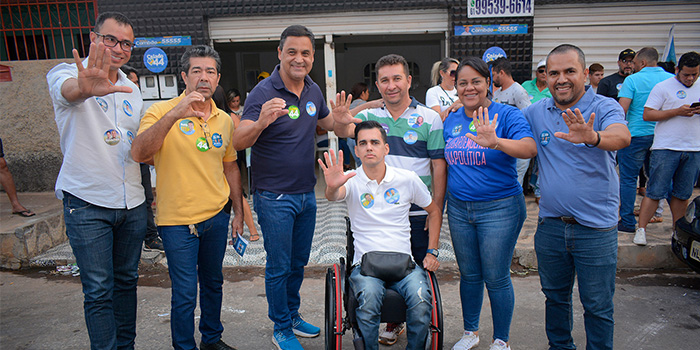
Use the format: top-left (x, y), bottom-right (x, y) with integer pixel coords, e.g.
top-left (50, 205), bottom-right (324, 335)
top-left (1, 263), bottom-right (699, 350)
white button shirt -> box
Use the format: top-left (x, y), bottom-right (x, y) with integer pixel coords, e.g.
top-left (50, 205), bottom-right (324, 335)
top-left (47, 60), bottom-right (144, 209)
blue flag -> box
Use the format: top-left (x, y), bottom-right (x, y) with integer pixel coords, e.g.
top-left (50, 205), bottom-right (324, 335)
top-left (661, 24), bottom-right (677, 64)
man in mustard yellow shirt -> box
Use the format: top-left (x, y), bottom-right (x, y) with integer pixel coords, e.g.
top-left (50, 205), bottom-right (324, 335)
top-left (132, 45), bottom-right (243, 350)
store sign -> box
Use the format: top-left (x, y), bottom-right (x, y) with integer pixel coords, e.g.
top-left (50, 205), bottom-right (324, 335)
top-left (134, 36), bottom-right (192, 48)
top-left (482, 47), bottom-right (507, 63)
top-left (467, 0), bottom-right (534, 18)
top-left (455, 24), bottom-right (528, 36)
top-left (144, 47), bottom-right (168, 73)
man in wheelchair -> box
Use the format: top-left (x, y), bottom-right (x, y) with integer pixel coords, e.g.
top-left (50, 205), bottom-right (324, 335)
top-left (319, 120), bottom-right (442, 350)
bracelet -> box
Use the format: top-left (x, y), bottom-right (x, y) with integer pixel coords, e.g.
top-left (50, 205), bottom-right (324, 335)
top-left (585, 131), bottom-right (601, 148)
top-left (491, 138), bottom-right (500, 150)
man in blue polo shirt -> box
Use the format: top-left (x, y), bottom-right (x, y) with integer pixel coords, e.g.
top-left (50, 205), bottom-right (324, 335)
top-left (232, 25), bottom-right (350, 350)
top-left (524, 44), bottom-right (630, 350)
top-left (617, 47), bottom-right (674, 233)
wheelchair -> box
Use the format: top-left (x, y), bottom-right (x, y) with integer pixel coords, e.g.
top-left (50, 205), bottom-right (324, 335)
top-left (325, 217), bottom-right (444, 349)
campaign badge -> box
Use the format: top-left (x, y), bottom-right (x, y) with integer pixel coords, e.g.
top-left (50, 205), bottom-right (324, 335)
top-left (360, 193), bottom-right (374, 209)
top-left (381, 123), bottom-right (390, 134)
top-left (528, 94), bottom-right (534, 101)
top-left (211, 133), bottom-right (223, 148)
top-left (179, 119), bottom-right (195, 135)
top-left (616, 83), bottom-right (623, 91)
top-left (408, 114), bottom-right (423, 128)
top-left (403, 130), bottom-right (418, 144)
top-left (196, 137), bottom-right (209, 152)
top-left (127, 130), bottom-right (134, 144)
top-left (122, 100), bottom-right (133, 116)
top-left (306, 101), bottom-right (317, 117)
top-left (384, 188), bottom-right (400, 204)
top-left (96, 97), bottom-right (108, 112)
top-left (288, 105), bottom-right (300, 119)
top-left (540, 130), bottom-right (551, 146)
top-left (677, 90), bottom-right (687, 99)
top-left (104, 129), bottom-right (120, 146)
top-left (452, 124), bottom-right (463, 136)
top-left (469, 120), bottom-right (477, 132)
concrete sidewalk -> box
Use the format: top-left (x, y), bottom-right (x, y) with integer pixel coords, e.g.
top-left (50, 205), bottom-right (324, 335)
top-left (4, 189), bottom-right (694, 270)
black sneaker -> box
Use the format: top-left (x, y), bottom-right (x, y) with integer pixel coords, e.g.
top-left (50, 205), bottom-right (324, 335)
top-left (617, 221), bottom-right (636, 233)
top-left (200, 339), bottom-right (237, 350)
top-left (144, 237), bottom-right (164, 251)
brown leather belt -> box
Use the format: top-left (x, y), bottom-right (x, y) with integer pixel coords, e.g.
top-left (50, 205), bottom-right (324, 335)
top-left (558, 216), bottom-right (579, 225)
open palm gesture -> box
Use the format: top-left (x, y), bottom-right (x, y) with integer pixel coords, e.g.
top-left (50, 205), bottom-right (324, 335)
top-left (330, 91), bottom-right (361, 125)
top-left (318, 149), bottom-right (356, 190)
top-left (554, 108), bottom-right (598, 145)
top-left (465, 106), bottom-right (500, 149)
top-left (73, 42), bottom-right (132, 98)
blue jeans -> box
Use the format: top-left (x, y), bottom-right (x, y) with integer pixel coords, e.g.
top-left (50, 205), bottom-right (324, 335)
top-left (63, 191), bottom-right (146, 350)
top-left (535, 217), bottom-right (617, 350)
top-left (618, 135), bottom-right (654, 227)
top-left (447, 193), bottom-right (525, 342)
top-left (158, 209), bottom-right (230, 350)
top-left (348, 266), bottom-right (432, 350)
top-left (254, 190), bottom-right (316, 332)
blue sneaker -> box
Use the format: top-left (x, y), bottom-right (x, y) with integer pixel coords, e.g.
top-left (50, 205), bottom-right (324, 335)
top-left (272, 330), bottom-right (303, 350)
top-left (292, 314), bottom-right (320, 338)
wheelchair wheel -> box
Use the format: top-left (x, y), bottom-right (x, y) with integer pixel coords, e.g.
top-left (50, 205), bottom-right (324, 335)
top-left (325, 264), bottom-right (343, 350)
top-left (426, 271), bottom-right (443, 350)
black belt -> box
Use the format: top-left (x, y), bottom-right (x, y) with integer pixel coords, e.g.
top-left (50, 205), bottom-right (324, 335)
top-left (558, 216), bottom-right (579, 225)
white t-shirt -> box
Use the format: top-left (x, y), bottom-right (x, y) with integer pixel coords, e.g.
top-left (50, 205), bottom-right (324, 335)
top-left (493, 82), bottom-right (531, 111)
top-left (338, 164), bottom-right (432, 265)
top-left (425, 85), bottom-right (457, 112)
top-left (645, 76), bottom-right (700, 151)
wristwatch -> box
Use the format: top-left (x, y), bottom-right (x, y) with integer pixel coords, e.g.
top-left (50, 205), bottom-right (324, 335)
top-left (426, 248), bottom-right (439, 258)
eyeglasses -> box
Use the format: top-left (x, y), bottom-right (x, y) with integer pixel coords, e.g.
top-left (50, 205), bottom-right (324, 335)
top-left (94, 32), bottom-right (134, 51)
top-left (537, 68), bottom-right (546, 73)
top-left (449, 70), bottom-right (457, 77)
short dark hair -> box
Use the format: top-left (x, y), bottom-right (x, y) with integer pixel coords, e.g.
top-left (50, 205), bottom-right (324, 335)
top-left (589, 63), bottom-right (604, 73)
top-left (226, 88), bottom-right (241, 102)
top-left (355, 120), bottom-right (387, 143)
top-left (120, 64), bottom-right (137, 77)
top-left (547, 44), bottom-right (586, 70)
top-left (636, 47), bottom-right (659, 64)
top-left (376, 54), bottom-right (409, 78)
top-left (180, 45), bottom-right (221, 74)
top-left (279, 25), bottom-right (315, 51)
top-left (350, 82), bottom-right (368, 100)
top-left (490, 57), bottom-right (512, 76)
top-left (456, 56), bottom-right (491, 83)
top-left (94, 12), bottom-right (133, 32)
top-left (677, 51), bottom-right (700, 70)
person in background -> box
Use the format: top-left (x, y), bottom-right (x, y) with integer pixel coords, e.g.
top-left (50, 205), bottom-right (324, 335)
top-left (444, 57), bottom-right (536, 350)
top-left (426, 57), bottom-right (462, 121)
top-left (0, 138), bottom-right (35, 217)
top-left (588, 63), bottom-right (604, 93)
top-left (521, 58), bottom-right (552, 103)
top-left (227, 88), bottom-right (244, 116)
top-left (598, 49), bottom-right (635, 101)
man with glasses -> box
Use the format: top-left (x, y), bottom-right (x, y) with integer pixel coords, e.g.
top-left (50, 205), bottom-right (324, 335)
top-left (598, 49), bottom-right (636, 101)
top-left (522, 58), bottom-right (552, 103)
top-left (46, 12), bottom-right (145, 350)
top-left (132, 45), bottom-right (243, 350)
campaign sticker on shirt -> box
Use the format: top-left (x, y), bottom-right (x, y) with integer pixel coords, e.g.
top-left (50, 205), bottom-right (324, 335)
top-left (360, 193), bottom-right (374, 209)
top-left (211, 133), bottom-right (223, 148)
top-left (528, 94), bottom-right (534, 101)
top-left (677, 90), bottom-right (687, 99)
top-left (288, 105), bottom-right (300, 119)
top-left (540, 130), bottom-right (551, 146)
top-left (403, 130), bottom-right (418, 144)
top-left (305, 101), bottom-right (317, 117)
top-left (122, 100), bottom-right (133, 116)
top-left (127, 130), bottom-right (134, 145)
top-left (381, 123), bottom-right (390, 133)
top-left (384, 188), bottom-right (400, 204)
top-left (469, 120), bottom-right (477, 132)
top-left (452, 124), bottom-right (463, 136)
top-left (196, 137), bottom-right (209, 152)
top-left (616, 83), bottom-right (623, 91)
top-left (104, 129), bottom-right (121, 146)
top-left (179, 119), bottom-right (195, 135)
top-left (408, 114), bottom-right (424, 128)
top-left (96, 97), bottom-right (108, 112)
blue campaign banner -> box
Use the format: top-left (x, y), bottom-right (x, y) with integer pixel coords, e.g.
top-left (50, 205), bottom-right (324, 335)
top-left (482, 47), bottom-right (507, 63)
top-left (144, 47), bottom-right (168, 73)
top-left (454, 24), bottom-right (528, 36)
top-left (134, 36), bottom-right (192, 48)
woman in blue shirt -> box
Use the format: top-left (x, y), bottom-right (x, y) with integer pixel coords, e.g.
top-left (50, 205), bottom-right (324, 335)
top-left (445, 57), bottom-right (536, 350)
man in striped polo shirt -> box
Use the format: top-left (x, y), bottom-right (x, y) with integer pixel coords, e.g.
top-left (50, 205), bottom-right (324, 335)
top-left (333, 53), bottom-right (446, 345)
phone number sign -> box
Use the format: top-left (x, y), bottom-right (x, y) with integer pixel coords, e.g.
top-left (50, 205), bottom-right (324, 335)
top-left (468, 0), bottom-right (534, 18)
top-left (134, 36), bottom-right (192, 48)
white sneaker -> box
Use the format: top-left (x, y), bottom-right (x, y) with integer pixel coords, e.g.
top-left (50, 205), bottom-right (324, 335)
top-left (634, 228), bottom-right (647, 246)
top-left (452, 331), bottom-right (479, 350)
top-left (489, 339), bottom-right (511, 350)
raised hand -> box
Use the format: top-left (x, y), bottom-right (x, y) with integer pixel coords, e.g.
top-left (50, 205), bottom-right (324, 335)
top-left (554, 108), bottom-right (598, 144)
top-left (258, 98), bottom-right (288, 128)
top-left (318, 149), bottom-right (356, 190)
top-left (330, 91), bottom-right (361, 125)
top-left (169, 91), bottom-right (207, 120)
top-left (73, 43), bottom-right (132, 98)
top-left (465, 106), bottom-right (500, 149)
